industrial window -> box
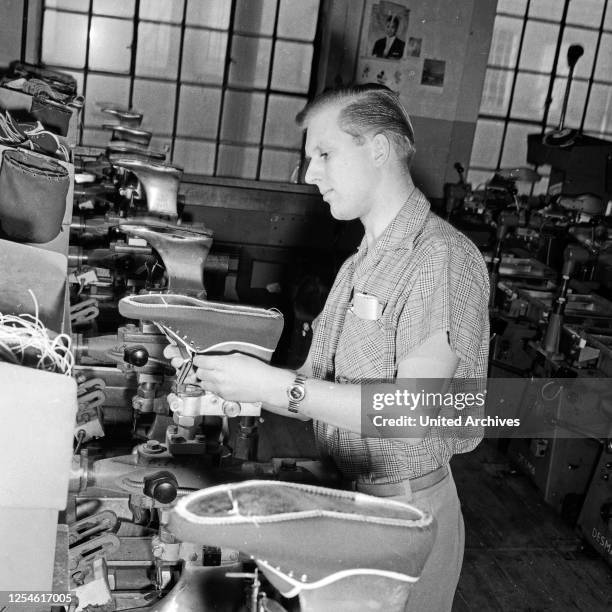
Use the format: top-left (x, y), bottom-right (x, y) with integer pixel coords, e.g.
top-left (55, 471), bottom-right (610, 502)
top-left (40, 0), bottom-right (321, 182)
top-left (468, 0), bottom-right (612, 194)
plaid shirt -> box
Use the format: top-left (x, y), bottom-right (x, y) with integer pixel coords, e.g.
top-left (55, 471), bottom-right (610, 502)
top-left (308, 187), bottom-right (489, 482)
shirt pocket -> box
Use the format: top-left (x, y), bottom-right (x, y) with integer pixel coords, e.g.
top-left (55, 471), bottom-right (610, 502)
top-left (334, 308), bottom-right (396, 381)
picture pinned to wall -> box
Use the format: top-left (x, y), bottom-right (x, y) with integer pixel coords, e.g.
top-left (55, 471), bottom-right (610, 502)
top-left (421, 59), bottom-right (446, 88)
top-left (359, 63), bottom-right (404, 92)
top-left (406, 37), bottom-right (422, 58)
top-left (368, 1), bottom-right (410, 60)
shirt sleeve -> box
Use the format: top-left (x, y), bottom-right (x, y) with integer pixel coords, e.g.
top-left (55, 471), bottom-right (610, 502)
top-left (395, 241), bottom-right (489, 372)
top-left (395, 241), bottom-right (489, 457)
top-left (395, 244), bottom-right (451, 364)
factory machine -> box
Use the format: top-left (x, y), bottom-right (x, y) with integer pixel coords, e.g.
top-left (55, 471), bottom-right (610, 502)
top-left (443, 87), bottom-right (612, 560)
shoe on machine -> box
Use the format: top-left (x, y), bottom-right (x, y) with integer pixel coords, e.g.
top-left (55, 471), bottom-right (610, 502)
top-left (118, 293), bottom-right (284, 362)
top-left (167, 480), bottom-right (436, 612)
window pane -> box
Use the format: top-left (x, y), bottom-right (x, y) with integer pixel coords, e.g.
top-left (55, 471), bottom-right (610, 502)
top-left (186, 0), bottom-right (231, 29)
top-left (559, 27), bottom-right (598, 79)
top-left (136, 23), bottom-right (181, 78)
top-left (480, 68), bottom-right (513, 115)
top-left (546, 77), bottom-right (588, 129)
top-left (228, 36), bottom-right (272, 88)
top-left (470, 120), bottom-right (504, 168)
top-left (92, 0), bottom-right (135, 18)
top-left (83, 74), bottom-right (130, 127)
top-left (42, 10), bottom-right (88, 67)
top-left (277, 0), bottom-right (319, 42)
top-left (488, 16), bottom-right (521, 68)
top-left (528, 0), bottom-right (564, 21)
top-left (519, 21), bottom-right (559, 73)
top-left (497, 0), bottom-right (527, 15)
top-left (173, 139), bottom-right (216, 174)
top-left (594, 33), bottom-right (612, 81)
top-left (45, 0), bottom-right (87, 11)
top-left (182, 28), bottom-right (227, 84)
top-left (606, 2), bottom-right (612, 30)
top-left (89, 16), bottom-right (132, 73)
top-left (221, 91), bottom-right (265, 144)
top-left (217, 144), bottom-right (259, 178)
top-left (500, 122), bottom-right (537, 168)
top-left (260, 148), bottom-right (301, 182)
top-left (234, 0), bottom-right (277, 35)
top-left (584, 83), bottom-right (612, 134)
top-left (264, 95), bottom-right (305, 148)
top-left (510, 72), bottom-right (550, 121)
top-left (271, 42), bottom-right (313, 93)
top-left (132, 79), bottom-right (176, 134)
top-left (567, 0), bottom-right (604, 28)
top-left (177, 85), bottom-right (221, 138)
top-left (140, 0), bottom-right (185, 23)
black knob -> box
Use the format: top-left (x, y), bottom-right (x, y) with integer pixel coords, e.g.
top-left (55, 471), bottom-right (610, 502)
top-left (143, 470), bottom-right (178, 503)
top-left (567, 44), bottom-right (584, 69)
top-left (124, 345), bottom-right (149, 367)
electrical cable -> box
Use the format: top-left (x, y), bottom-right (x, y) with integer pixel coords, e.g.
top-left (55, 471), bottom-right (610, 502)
top-left (0, 290), bottom-right (74, 375)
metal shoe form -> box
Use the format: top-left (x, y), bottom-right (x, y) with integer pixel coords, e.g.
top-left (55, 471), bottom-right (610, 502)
top-left (118, 222), bottom-right (213, 297)
top-left (167, 480), bottom-right (436, 612)
top-left (103, 123), bottom-right (152, 147)
top-left (112, 157), bottom-right (183, 217)
top-left (107, 145), bottom-right (167, 161)
top-left (100, 106), bottom-right (144, 127)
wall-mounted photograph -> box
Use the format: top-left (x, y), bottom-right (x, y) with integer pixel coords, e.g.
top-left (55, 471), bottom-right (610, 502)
top-left (421, 58), bottom-right (446, 87)
top-left (368, 1), bottom-right (410, 60)
top-left (406, 36), bottom-right (422, 58)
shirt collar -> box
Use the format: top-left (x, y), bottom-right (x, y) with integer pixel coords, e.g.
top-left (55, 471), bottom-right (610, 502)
top-left (357, 187), bottom-right (430, 255)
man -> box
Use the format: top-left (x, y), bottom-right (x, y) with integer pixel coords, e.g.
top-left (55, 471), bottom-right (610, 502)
top-left (166, 84), bottom-right (489, 610)
top-left (372, 16), bottom-right (405, 59)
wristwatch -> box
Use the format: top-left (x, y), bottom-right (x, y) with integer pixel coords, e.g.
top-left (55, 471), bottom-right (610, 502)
top-left (287, 373), bottom-right (307, 413)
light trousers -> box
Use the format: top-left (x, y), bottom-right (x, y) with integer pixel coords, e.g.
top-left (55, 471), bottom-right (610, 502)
top-left (395, 468), bottom-right (465, 612)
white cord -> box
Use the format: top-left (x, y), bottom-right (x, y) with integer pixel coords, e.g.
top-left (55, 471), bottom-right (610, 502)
top-left (0, 290), bottom-right (74, 375)
top-left (0, 110), bottom-right (26, 144)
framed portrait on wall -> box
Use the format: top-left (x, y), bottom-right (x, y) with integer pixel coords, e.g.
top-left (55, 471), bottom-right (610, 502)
top-left (367, 1), bottom-right (410, 61)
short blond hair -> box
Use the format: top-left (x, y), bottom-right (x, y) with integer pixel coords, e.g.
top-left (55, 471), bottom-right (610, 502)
top-left (296, 84), bottom-right (416, 166)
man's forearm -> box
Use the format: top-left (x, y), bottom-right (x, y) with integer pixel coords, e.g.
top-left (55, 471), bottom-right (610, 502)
top-left (263, 371), bottom-right (432, 439)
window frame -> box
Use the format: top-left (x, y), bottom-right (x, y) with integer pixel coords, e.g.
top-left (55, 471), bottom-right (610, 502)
top-left (38, 0), bottom-right (323, 183)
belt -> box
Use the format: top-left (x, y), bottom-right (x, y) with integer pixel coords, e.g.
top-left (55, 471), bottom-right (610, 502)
top-left (353, 465), bottom-right (449, 497)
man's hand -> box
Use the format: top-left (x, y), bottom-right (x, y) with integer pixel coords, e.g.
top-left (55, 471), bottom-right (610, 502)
top-left (163, 344), bottom-right (198, 385)
top-left (162, 345), bottom-right (292, 407)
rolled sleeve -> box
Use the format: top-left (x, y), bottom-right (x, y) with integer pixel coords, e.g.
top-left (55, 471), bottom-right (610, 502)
top-left (396, 241), bottom-right (489, 375)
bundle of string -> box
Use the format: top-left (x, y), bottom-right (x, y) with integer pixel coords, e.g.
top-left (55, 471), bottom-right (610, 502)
top-left (0, 291), bottom-right (74, 376)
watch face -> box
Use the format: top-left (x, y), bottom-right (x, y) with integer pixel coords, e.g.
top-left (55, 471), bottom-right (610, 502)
top-left (289, 385), bottom-right (306, 402)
